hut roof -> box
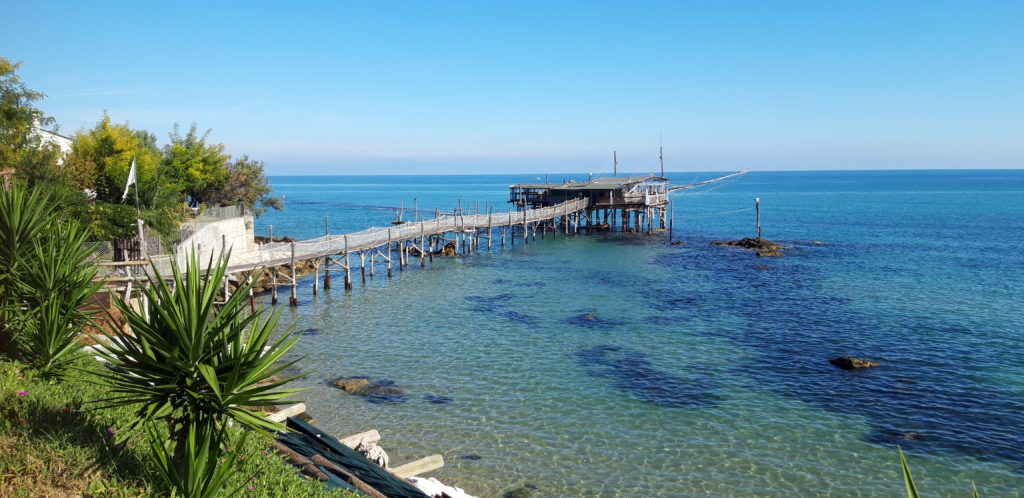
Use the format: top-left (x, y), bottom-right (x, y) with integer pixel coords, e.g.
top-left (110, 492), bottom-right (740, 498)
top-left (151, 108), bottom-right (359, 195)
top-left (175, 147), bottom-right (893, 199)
top-left (510, 175), bottom-right (668, 191)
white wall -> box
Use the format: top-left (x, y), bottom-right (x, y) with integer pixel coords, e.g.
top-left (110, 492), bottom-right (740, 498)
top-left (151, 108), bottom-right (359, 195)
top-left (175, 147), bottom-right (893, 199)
top-left (174, 215), bottom-right (255, 266)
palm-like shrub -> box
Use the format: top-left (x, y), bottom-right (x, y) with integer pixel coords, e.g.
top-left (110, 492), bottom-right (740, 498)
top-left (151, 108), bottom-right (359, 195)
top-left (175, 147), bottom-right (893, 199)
top-left (92, 251), bottom-right (303, 496)
top-left (17, 219), bottom-right (101, 375)
top-left (0, 184), bottom-right (54, 351)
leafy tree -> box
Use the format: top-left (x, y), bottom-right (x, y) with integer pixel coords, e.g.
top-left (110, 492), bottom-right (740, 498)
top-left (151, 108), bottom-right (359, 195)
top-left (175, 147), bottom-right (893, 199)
top-left (64, 114), bottom-right (186, 244)
top-left (162, 123), bottom-right (230, 206)
top-left (0, 58), bottom-right (55, 170)
top-left (215, 155), bottom-right (283, 216)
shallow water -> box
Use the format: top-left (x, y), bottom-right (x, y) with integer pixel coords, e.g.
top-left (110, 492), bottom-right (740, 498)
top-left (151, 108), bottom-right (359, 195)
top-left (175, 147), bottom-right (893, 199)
top-left (256, 170), bottom-right (1024, 496)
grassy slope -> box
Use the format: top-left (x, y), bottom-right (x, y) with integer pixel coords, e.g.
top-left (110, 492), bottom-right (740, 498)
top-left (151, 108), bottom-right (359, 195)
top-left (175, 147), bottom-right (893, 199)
top-left (0, 355), bottom-right (346, 497)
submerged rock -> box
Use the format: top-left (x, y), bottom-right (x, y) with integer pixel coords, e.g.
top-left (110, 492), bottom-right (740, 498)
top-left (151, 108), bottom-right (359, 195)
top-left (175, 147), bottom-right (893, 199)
top-left (829, 357), bottom-right (880, 370)
top-left (670, 240), bottom-right (686, 245)
top-left (458, 454), bottom-right (482, 460)
top-left (333, 376), bottom-right (407, 404)
top-left (712, 237), bottom-right (785, 257)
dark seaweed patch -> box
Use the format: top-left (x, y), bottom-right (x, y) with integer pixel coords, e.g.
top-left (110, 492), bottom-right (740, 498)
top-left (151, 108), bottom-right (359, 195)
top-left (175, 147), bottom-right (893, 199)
top-left (423, 395), bottom-right (454, 404)
top-left (575, 345), bottom-right (721, 408)
top-left (653, 237), bottom-right (1024, 468)
top-left (464, 294), bottom-right (515, 305)
top-left (493, 278), bottom-right (546, 287)
top-left (566, 313), bottom-right (624, 330)
top-left (365, 393), bottom-right (408, 404)
top-left (293, 328), bottom-right (322, 336)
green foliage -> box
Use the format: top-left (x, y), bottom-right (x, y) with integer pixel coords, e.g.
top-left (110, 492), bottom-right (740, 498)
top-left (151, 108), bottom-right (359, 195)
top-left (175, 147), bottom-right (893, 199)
top-left (899, 447), bottom-right (983, 497)
top-left (0, 57), bottom-right (56, 171)
top-left (2, 358), bottom-right (340, 497)
top-left (899, 447), bottom-right (920, 498)
top-left (163, 123), bottom-right (231, 206)
top-left (16, 218), bottom-right (101, 376)
top-left (91, 251), bottom-right (305, 495)
top-left (0, 185), bottom-right (55, 353)
top-left (64, 114), bottom-right (188, 242)
top-left (146, 422), bottom-right (245, 498)
top-left (216, 154), bottom-right (283, 216)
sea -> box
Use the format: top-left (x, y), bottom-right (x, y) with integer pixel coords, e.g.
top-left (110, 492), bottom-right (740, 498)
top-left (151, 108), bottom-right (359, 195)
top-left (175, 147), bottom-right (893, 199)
top-left (253, 170), bottom-right (1024, 497)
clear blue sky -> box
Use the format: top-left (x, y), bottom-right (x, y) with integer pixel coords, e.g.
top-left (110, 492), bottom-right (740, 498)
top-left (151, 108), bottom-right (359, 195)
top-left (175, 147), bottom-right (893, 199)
top-left (5, 1), bottom-right (1023, 174)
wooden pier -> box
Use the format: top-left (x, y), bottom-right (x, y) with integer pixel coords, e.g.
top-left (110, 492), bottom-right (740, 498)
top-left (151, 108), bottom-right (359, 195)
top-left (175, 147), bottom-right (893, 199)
top-left (108, 171), bottom-right (748, 307)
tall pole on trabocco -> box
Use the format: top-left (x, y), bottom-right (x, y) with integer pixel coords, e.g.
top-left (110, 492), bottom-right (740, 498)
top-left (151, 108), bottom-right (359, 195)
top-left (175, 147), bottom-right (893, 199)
top-left (755, 197), bottom-right (762, 239)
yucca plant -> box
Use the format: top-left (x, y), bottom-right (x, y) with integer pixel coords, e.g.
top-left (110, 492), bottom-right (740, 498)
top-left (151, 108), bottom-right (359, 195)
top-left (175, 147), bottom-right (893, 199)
top-left (90, 250), bottom-right (304, 497)
top-left (0, 183), bottom-right (54, 353)
top-left (16, 218), bottom-right (101, 376)
top-left (146, 421), bottom-right (247, 497)
top-left (899, 447), bottom-right (980, 497)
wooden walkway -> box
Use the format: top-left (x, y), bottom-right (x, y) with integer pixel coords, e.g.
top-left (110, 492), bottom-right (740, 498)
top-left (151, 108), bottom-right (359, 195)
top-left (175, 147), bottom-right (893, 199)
top-left (226, 197), bottom-right (590, 305)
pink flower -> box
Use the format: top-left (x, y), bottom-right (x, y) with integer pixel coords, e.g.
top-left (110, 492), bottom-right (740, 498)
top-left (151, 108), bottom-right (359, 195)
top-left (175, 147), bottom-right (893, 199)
top-left (19, 418), bottom-right (27, 425)
top-left (248, 486), bottom-right (255, 490)
top-left (107, 428), bottom-right (116, 436)
top-left (17, 391), bottom-right (27, 397)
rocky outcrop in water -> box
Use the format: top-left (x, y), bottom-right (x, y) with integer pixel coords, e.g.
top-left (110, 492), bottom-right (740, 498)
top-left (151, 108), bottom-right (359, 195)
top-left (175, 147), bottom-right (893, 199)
top-left (712, 237), bottom-right (784, 257)
top-left (829, 357), bottom-right (880, 370)
top-left (333, 377), bottom-right (407, 404)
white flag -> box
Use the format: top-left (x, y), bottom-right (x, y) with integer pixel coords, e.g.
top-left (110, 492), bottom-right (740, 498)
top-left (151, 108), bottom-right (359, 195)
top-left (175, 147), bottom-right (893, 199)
top-left (121, 158), bottom-right (136, 202)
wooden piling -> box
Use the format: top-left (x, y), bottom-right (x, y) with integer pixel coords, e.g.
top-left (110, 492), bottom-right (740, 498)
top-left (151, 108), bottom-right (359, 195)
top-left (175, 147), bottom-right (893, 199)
top-left (360, 251), bottom-right (366, 283)
top-left (313, 261), bottom-right (319, 296)
top-left (387, 230), bottom-right (393, 278)
top-left (271, 267), bottom-right (278, 305)
top-left (344, 236), bottom-right (352, 290)
top-left (289, 242), bottom-right (298, 307)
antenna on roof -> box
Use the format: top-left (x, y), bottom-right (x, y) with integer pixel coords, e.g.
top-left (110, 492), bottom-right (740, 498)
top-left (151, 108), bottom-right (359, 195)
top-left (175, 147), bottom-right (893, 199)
top-left (613, 150), bottom-right (618, 177)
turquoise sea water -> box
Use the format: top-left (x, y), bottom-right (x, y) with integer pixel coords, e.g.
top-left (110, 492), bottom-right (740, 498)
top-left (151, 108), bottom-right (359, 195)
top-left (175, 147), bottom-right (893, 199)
top-left (254, 170), bottom-right (1024, 496)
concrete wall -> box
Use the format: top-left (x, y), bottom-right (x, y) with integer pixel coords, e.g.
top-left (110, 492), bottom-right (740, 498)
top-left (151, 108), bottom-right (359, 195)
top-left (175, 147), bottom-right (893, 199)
top-left (174, 215), bottom-right (255, 265)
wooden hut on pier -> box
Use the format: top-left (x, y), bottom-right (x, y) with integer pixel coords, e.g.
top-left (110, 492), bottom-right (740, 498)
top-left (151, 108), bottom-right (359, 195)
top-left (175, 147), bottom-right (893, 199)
top-left (509, 175), bottom-right (671, 232)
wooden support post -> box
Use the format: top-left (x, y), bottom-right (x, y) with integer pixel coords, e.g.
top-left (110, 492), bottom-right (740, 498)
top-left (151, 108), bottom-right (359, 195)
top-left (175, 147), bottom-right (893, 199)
top-left (271, 267), bottom-right (278, 305)
top-left (360, 251), bottom-right (366, 283)
top-left (387, 230), bottom-right (393, 278)
top-left (313, 261), bottom-right (319, 296)
top-left (344, 235), bottom-right (352, 290)
top-left (324, 256), bottom-right (331, 289)
top-left (420, 222), bottom-right (426, 267)
top-left (370, 251), bottom-right (376, 278)
top-left (289, 242), bottom-right (298, 306)
top-left (523, 209), bottom-right (528, 244)
top-left (487, 207), bottom-right (493, 250)
top-left (669, 199), bottom-right (675, 243)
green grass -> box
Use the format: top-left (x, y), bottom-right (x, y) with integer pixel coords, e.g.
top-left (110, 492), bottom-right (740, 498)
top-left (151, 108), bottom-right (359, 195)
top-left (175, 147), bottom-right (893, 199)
top-left (1, 355), bottom-right (345, 497)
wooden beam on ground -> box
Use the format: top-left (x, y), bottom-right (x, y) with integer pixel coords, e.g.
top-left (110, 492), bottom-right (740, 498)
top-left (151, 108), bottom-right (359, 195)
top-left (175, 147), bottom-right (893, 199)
top-left (310, 455), bottom-right (387, 498)
top-left (266, 403), bottom-right (307, 423)
top-left (339, 429), bottom-right (381, 449)
top-left (390, 454), bottom-right (444, 478)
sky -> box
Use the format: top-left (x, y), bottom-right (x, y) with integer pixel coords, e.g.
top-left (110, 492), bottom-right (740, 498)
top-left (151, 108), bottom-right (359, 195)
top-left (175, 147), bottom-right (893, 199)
top-left (5, 1), bottom-right (1023, 175)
